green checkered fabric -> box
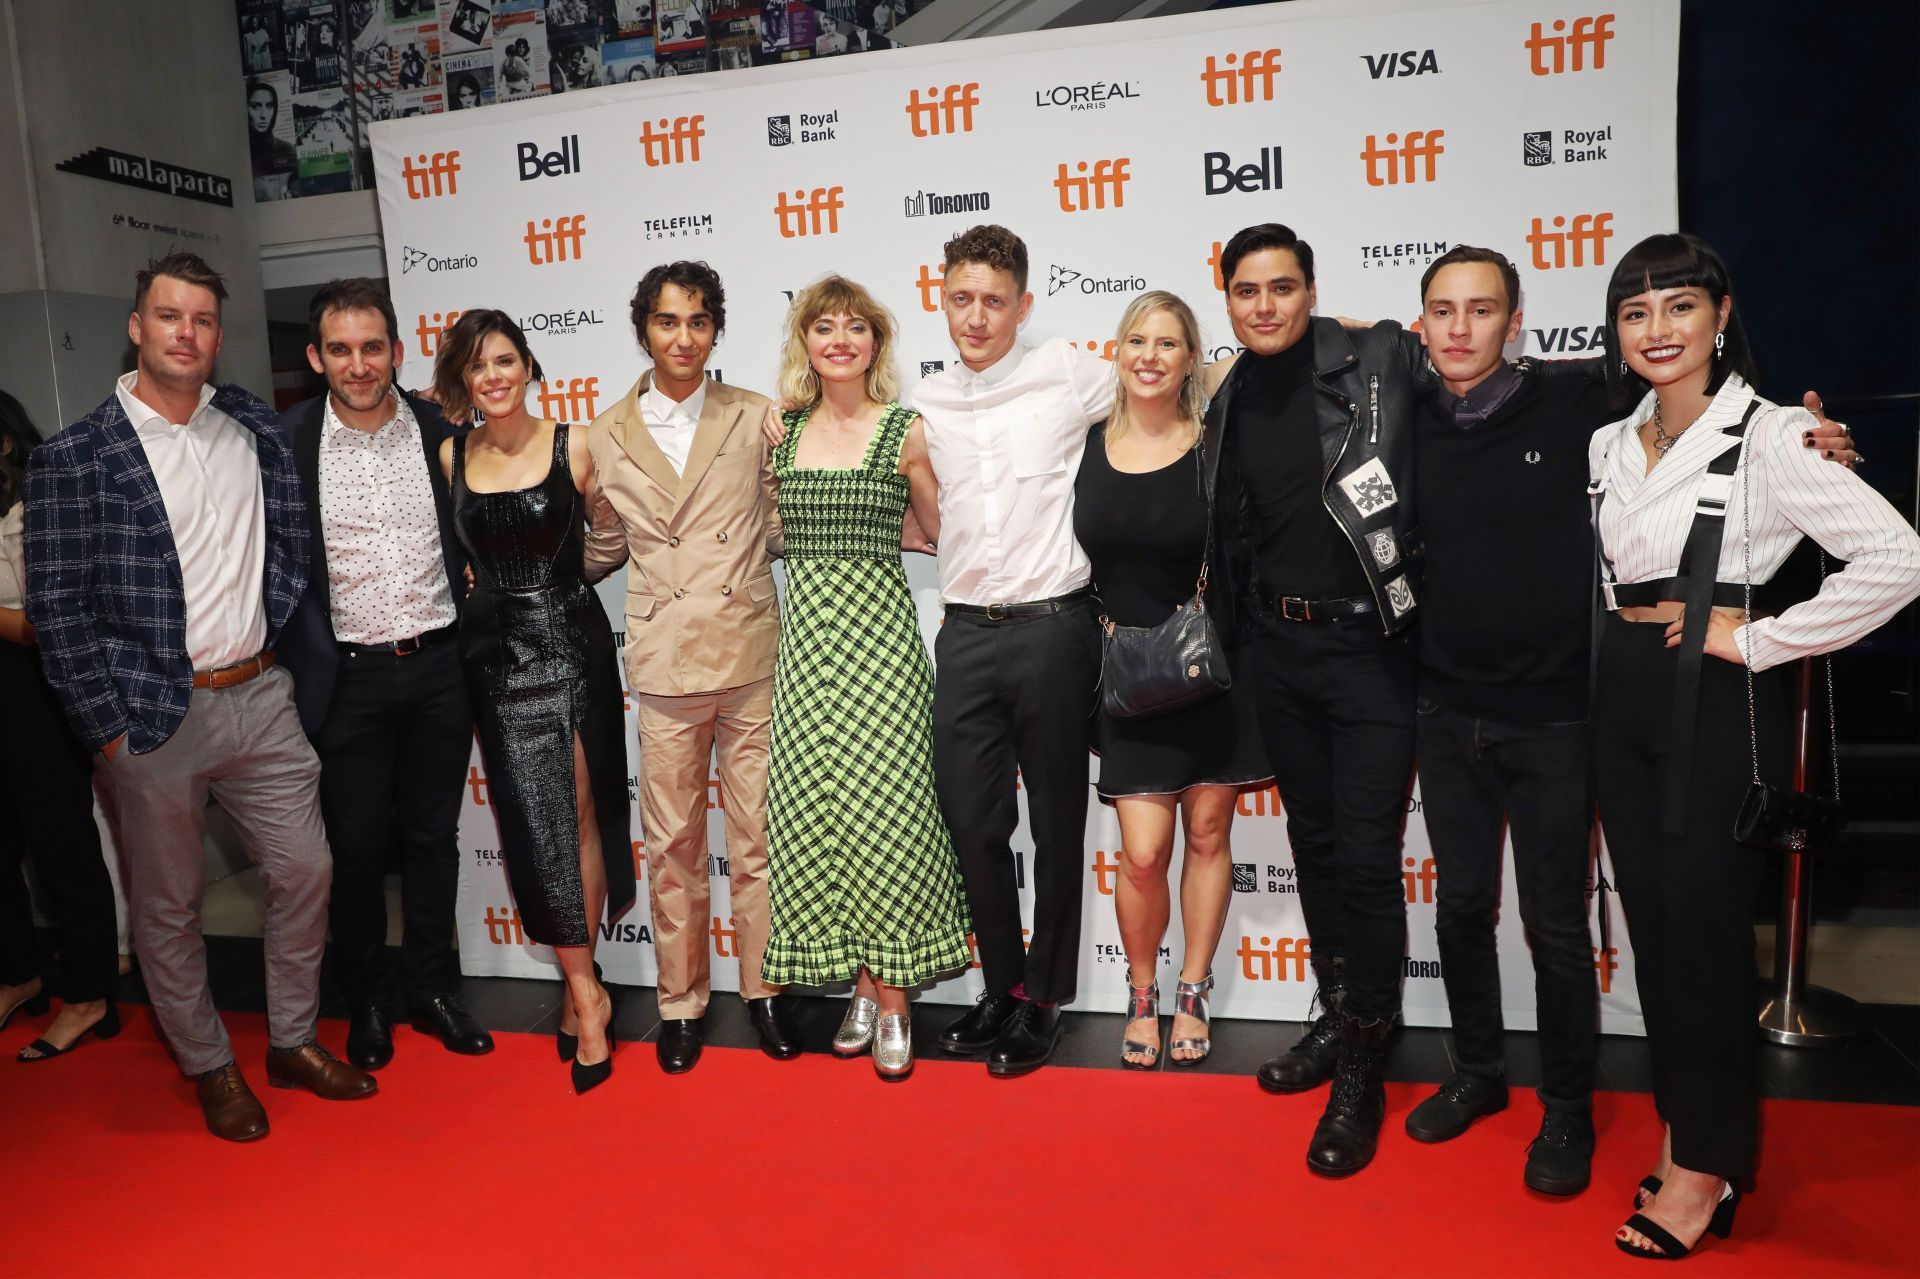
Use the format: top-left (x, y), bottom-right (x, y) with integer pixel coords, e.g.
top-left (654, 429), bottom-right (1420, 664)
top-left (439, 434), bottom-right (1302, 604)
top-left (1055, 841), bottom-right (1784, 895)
top-left (762, 404), bottom-right (972, 988)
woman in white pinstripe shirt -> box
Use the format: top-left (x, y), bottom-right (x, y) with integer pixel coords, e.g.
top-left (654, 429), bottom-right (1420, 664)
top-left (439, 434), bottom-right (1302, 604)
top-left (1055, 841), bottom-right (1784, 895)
top-left (1588, 233), bottom-right (1920, 1260)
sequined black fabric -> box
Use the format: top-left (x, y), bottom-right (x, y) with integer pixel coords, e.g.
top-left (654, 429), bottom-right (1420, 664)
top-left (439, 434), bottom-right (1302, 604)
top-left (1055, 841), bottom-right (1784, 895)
top-left (452, 424), bottom-right (635, 948)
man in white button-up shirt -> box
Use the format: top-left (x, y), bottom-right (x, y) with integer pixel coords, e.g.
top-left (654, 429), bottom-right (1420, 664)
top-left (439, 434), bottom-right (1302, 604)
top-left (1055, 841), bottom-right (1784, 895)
top-left (914, 226), bottom-right (1113, 1077)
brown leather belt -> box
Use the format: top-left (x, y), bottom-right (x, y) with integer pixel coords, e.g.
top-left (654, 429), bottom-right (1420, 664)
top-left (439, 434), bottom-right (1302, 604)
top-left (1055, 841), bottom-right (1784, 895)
top-left (192, 651), bottom-right (277, 690)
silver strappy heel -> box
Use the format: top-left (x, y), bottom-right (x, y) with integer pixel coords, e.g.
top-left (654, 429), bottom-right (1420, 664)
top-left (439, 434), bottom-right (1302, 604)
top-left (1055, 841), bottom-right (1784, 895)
top-left (1121, 978), bottom-right (1161, 1069)
top-left (1170, 971), bottom-right (1215, 1066)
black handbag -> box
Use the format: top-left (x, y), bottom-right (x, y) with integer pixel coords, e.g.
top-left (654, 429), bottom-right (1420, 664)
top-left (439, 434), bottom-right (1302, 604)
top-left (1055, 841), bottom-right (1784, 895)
top-left (1098, 448), bottom-right (1231, 720)
top-left (1731, 474), bottom-right (1845, 855)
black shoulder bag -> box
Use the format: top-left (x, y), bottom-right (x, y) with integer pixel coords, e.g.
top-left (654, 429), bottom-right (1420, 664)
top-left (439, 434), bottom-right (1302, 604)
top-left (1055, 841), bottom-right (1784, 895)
top-left (1098, 446), bottom-right (1232, 720)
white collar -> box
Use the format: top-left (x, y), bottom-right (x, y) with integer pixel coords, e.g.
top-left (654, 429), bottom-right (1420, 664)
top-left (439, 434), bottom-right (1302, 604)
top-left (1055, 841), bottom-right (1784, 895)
top-left (644, 375), bottom-right (707, 426)
top-left (117, 371), bottom-right (217, 434)
top-left (322, 386), bottom-right (408, 439)
top-left (957, 342), bottom-right (1026, 392)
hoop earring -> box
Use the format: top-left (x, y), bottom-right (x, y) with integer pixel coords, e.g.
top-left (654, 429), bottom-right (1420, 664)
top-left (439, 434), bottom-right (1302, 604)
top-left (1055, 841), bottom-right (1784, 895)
top-left (1620, 358), bottom-right (1629, 377)
top-left (1714, 331), bottom-right (1725, 359)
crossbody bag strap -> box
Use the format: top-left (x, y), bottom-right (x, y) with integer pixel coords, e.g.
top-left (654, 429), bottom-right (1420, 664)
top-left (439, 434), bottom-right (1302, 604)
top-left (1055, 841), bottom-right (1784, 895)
top-left (1663, 398), bottom-right (1762, 836)
top-left (1193, 439), bottom-right (1215, 604)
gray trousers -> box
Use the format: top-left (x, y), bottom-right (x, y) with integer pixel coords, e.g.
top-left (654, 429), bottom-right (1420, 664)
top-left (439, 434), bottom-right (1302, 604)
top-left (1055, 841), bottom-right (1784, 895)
top-left (104, 665), bottom-right (331, 1076)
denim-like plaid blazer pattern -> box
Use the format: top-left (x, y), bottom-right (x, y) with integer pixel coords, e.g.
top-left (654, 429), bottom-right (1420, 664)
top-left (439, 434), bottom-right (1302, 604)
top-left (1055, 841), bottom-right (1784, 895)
top-left (24, 385), bottom-right (309, 755)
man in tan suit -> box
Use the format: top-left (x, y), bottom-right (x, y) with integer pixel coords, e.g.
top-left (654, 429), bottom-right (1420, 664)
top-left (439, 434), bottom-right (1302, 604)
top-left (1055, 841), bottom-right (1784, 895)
top-left (587, 262), bottom-right (798, 1073)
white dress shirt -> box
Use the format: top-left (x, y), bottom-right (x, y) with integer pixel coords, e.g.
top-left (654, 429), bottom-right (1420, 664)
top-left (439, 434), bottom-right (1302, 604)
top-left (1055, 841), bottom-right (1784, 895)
top-left (643, 375), bottom-right (707, 475)
top-left (116, 372), bottom-right (267, 670)
top-left (318, 392), bottom-right (458, 645)
top-left (0, 502), bottom-right (24, 610)
top-left (1589, 375), bottom-right (1920, 672)
top-left (911, 337), bottom-right (1115, 605)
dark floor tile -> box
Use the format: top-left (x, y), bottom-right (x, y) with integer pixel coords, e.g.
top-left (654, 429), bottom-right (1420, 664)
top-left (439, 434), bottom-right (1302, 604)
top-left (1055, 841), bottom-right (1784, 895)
top-left (1869, 1002), bottom-right (1919, 1070)
top-left (1758, 1033), bottom-right (1920, 1106)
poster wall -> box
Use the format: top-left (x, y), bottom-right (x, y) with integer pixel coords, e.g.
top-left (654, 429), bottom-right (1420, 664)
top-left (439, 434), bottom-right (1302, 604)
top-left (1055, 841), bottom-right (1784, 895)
top-left (372, 0), bottom-right (1675, 1031)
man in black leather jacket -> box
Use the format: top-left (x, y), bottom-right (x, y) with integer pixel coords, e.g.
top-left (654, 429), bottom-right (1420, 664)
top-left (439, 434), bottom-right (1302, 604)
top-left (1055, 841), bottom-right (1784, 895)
top-left (1202, 223), bottom-right (1431, 1179)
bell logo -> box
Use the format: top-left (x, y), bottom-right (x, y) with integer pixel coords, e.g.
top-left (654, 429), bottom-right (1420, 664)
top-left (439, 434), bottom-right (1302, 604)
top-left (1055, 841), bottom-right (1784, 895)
top-left (639, 115), bottom-right (705, 166)
top-left (1594, 945), bottom-right (1620, 993)
top-left (1527, 14), bottom-right (1616, 76)
top-left (1204, 146), bottom-right (1282, 195)
top-left (1201, 50), bottom-right (1281, 107)
top-left (1403, 856), bottom-right (1438, 904)
top-left (416, 311), bottom-right (465, 358)
top-left (1054, 158), bottom-right (1130, 212)
top-left (537, 377), bottom-right (600, 420)
top-left (483, 906), bottom-right (528, 945)
top-left (1237, 934), bottom-right (1311, 981)
top-left (774, 186), bottom-right (845, 237)
top-left (905, 83), bottom-right (980, 137)
top-left (1526, 212), bottom-right (1614, 269)
top-left (401, 150), bottom-right (460, 199)
top-left (1092, 849), bottom-right (1121, 896)
top-left (1361, 130), bottom-right (1445, 186)
top-left (915, 263), bottom-right (945, 312)
top-left (1235, 784), bottom-right (1282, 817)
top-left (524, 215), bottom-right (587, 265)
top-left (711, 916), bottom-right (738, 958)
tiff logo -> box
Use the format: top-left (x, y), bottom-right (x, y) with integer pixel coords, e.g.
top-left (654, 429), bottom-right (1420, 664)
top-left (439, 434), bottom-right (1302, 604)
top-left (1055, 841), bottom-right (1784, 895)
top-left (711, 916), bottom-right (739, 957)
top-left (524, 215), bottom-right (587, 265)
top-left (1527, 14), bottom-right (1616, 76)
top-left (774, 186), bottom-right (845, 237)
top-left (1236, 784), bottom-right (1281, 817)
top-left (1595, 946), bottom-right (1620, 994)
top-left (640, 115), bottom-right (706, 166)
top-left (1201, 50), bottom-right (1281, 106)
top-left (537, 377), bottom-right (600, 420)
top-left (484, 906), bottom-right (528, 945)
top-left (1054, 158), bottom-right (1130, 212)
top-left (1092, 849), bottom-right (1121, 896)
top-left (1526, 212), bottom-right (1614, 269)
top-left (905, 83), bottom-right (980, 137)
top-left (402, 150), bottom-right (460, 199)
top-left (1403, 856), bottom-right (1438, 904)
top-left (1238, 934), bottom-right (1311, 981)
top-left (915, 263), bottom-right (945, 312)
top-left (1361, 130), bottom-right (1445, 186)
top-left (415, 311), bottom-right (465, 358)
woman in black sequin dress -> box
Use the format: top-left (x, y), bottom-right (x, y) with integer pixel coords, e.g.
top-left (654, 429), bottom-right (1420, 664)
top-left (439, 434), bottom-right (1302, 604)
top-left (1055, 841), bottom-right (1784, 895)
top-left (434, 310), bottom-right (633, 1091)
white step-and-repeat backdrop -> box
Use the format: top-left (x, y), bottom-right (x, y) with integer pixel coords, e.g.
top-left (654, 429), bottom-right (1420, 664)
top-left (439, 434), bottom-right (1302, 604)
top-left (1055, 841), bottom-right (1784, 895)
top-left (371, 0), bottom-right (1675, 1032)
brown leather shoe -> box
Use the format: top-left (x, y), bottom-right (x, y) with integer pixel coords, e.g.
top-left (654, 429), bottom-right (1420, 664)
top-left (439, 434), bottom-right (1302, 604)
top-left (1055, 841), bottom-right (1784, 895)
top-left (265, 1042), bottom-right (379, 1100)
top-left (197, 1062), bottom-right (270, 1142)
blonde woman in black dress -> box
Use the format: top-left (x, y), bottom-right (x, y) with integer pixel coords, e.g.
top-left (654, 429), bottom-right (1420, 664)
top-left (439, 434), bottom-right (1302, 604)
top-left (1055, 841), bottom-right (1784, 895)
top-left (1073, 292), bottom-right (1270, 1069)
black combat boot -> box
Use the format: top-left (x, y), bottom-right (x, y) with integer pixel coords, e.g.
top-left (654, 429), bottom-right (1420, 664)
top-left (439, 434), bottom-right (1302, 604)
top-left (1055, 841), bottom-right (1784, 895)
top-left (1256, 955), bottom-right (1346, 1094)
top-left (1305, 1011), bottom-right (1393, 1178)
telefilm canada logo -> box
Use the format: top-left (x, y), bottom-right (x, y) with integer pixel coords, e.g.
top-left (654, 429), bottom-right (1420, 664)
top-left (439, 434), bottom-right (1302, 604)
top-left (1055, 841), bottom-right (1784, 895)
top-left (767, 110), bottom-right (840, 145)
top-left (903, 189), bottom-right (992, 217)
top-left (402, 245), bottom-right (478, 274)
top-left (1359, 240), bottom-right (1448, 269)
top-left (643, 211), bottom-right (716, 241)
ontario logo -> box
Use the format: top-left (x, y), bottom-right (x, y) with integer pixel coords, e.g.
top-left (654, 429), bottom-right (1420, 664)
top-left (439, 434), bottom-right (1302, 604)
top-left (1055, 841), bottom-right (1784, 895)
top-left (1047, 264), bottom-right (1147, 298)
top-left (401, 245), bottom-right (477, 275)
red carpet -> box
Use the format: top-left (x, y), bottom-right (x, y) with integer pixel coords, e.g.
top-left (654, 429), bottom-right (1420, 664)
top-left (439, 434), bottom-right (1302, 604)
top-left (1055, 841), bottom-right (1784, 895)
top-left (2, 1008), bottom-right (1916, 1277)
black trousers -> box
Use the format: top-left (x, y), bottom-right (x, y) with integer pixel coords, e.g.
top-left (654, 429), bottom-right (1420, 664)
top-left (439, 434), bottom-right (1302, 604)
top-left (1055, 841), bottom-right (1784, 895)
top-left (1595, 613), bottom-right (1788, 1183)
top-left (1244, 611), bottom-right (1416, 1020)
top-left (0, 642), bottom-right (116, 1001)
top-left (1417, 698), bottom-right (1598, 1106)
top-left (316, 639), bottom-right (473, 1005)
top-left (932, 601), bottom-right (1098, 1004)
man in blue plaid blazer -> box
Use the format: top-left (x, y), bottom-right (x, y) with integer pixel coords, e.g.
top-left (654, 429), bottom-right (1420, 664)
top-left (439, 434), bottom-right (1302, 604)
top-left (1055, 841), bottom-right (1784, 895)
top-left (24, 253), bottom-right (376, 1140)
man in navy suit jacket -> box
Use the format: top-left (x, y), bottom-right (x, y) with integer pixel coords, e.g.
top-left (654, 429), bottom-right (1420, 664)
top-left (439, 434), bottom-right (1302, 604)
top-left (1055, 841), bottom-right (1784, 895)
top-left (25, 253), bottom-right (376, 1141)
top-left (276, 278), bottom-right (492, 1070)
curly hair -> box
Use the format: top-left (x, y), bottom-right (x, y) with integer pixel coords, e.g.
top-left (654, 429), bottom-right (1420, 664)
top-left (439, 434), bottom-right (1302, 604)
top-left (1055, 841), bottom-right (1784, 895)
top-left (941, 224), bottom-right (1028, 295)
top-left (629, 260), bottom-right (726, 343)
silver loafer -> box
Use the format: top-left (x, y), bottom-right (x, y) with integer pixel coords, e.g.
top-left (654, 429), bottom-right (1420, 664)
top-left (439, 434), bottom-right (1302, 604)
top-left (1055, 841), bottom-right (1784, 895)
top-left (873, 1012), bottom-right (913, 1081)
top-left (833, 996), bottom-right (880, 1057)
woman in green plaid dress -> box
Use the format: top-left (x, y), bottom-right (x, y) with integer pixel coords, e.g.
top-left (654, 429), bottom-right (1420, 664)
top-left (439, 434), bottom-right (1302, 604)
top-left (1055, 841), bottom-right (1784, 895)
top-left (762, 277), bottom-right (970, 1080)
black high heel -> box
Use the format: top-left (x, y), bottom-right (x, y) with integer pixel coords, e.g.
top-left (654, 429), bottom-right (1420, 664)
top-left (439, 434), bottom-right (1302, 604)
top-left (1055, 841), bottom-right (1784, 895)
top-left (1635, 1175), bottom-right (1663, 1208)
top-left (557, 962), bottom-right (608, 1062)
top-left (570, 984), bottom-right (615, 1095)
top-left (0, 987), bottom-right (50, 1032)
top-left (1615, 1183), bottom-right (1740, 1261)
top-left (18, 1001), bottom-right (120, 1062)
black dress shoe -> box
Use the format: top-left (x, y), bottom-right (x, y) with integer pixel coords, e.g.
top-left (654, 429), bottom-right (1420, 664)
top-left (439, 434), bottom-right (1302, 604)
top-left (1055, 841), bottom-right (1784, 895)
top-left (657, 1017), bottom-right (704, 1074)
top-left (410, 994), bottom-right (495, 1056)
top-left (939, 991), bottom-right (1024, 1056)
top-left (746, 997), bottom-right (801, 1060)
top-left (346, 1003), bottom-right (394, 1071)
top-left (1404, 1070), bottom-right (1509, 1143)
top-left (987, 1001), bottom-right (1062, 1078)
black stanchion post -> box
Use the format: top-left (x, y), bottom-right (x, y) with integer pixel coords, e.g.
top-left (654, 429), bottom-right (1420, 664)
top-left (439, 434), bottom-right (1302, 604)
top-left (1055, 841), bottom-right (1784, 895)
top-left (1757, 658), bottom-right (1867, 1046)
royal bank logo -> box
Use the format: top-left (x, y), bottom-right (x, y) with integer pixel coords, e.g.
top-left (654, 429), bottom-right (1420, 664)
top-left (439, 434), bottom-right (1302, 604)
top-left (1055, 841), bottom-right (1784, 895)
top-left (1526, 126), bottom-right (1614, 166)
top-left (903, 189), bottom-right (992, 217)
top-left (919, 359), bottom-right (945, 376)
top-left (768, 111), bottom-right (839, 145)
top-left (1231, 863), bottom-right (1258, 894)
top-left (1524, 130), bottom-right (1554, 166)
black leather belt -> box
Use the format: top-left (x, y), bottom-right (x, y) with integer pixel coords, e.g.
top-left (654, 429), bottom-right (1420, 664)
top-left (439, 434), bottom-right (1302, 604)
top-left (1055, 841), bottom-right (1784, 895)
top-left (1255, 589), bottom-right (1376, 623)
top-left (944, 588), bottom-right (1093, 622)
top-left (1605, 578), bottom-right (1743, 610)
top-left (339, 624), bottom-right (456, 657)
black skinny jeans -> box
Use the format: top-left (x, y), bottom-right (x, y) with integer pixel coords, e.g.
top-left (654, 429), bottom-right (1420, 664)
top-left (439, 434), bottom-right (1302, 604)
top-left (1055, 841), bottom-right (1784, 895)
top-left (1416, 697), bottom-right (1597, 1107)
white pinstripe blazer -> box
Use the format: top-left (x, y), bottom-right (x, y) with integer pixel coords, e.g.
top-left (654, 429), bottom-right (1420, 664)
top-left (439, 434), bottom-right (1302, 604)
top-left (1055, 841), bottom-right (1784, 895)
top-left (1588, 375), bottom-right (1920, 672)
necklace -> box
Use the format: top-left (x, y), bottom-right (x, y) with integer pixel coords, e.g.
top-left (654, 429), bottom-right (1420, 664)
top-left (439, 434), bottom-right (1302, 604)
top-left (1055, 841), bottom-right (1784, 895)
top-left (1651, 401), bottom-right (1685, 457)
